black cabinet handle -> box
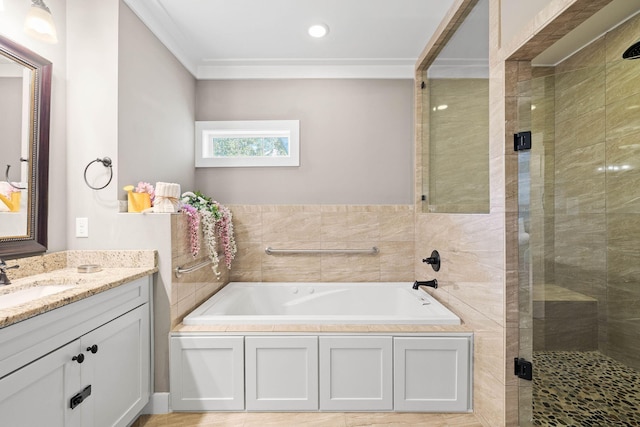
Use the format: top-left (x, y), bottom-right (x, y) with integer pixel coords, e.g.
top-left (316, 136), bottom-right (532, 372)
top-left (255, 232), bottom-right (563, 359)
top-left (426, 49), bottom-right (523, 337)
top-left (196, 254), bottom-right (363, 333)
top-left (72, 353), bottom-right (85, 364)
top-left (86, 344), bottom-right (98, 354)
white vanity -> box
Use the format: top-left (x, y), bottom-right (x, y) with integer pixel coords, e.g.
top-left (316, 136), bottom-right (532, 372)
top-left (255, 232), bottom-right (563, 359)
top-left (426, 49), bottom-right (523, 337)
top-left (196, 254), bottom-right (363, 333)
top-left (0, 253), bottom-right (155, 427)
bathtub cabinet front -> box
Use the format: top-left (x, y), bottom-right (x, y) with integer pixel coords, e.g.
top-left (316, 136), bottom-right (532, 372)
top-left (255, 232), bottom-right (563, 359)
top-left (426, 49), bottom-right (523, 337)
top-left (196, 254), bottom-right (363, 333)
top-left (394, 337), bottom-right (471, 412)
top-left (169, 333), bottom-right (472, 413)
top-left (170, 336), bottom-right (244, 411)
top-left (245, 336), bottom-right (319, 411)
top-left (319, 336), bottom-right (393, 411)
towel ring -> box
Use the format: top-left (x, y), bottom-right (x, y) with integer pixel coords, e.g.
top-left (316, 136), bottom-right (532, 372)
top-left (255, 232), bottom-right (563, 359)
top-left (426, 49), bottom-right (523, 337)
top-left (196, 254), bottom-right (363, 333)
top-left (84, 157), bottom-right (113, 190)
top-left (5, 164), bottom-right (27, 190)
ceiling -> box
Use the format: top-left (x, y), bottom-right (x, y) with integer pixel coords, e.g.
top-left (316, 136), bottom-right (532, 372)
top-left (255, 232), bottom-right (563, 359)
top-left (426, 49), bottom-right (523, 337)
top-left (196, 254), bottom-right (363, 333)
top-left (122, 0), bottom-right (640, 80)
top-left (123, 0), bottom-right (456, 79)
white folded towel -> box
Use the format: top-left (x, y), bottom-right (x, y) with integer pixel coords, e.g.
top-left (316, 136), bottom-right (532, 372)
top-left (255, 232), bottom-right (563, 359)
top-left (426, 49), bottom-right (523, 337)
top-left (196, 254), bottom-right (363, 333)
top-left (153, 182), bottom-right (181, 213)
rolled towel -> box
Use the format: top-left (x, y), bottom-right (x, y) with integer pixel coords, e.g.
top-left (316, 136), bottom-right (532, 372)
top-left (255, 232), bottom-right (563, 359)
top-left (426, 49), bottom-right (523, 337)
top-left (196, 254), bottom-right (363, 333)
top-left (153, 182), bottom-right (181, 213)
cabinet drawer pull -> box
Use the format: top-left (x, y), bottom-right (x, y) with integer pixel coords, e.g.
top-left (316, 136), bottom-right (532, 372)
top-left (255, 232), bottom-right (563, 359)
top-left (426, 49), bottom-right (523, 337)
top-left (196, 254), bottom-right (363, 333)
top-left (72, 353), bottom-right (85, 364)
top-left (86, 344), bottom-right (99, 354)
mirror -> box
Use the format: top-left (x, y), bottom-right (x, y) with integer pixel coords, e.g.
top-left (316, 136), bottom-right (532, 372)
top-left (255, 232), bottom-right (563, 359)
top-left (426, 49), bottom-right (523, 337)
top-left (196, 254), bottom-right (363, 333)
top-left (418, 0), bottom-right (490, 213)
top-left (0, 34), bottom-right (51, 258)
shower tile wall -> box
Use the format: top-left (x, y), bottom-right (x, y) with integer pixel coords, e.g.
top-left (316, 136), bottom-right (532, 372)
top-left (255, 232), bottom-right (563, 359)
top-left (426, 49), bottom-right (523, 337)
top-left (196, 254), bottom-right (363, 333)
top-left (602, 13), bottom-right (640, 370)
top-left (531, 13), bottom-right (640, 368)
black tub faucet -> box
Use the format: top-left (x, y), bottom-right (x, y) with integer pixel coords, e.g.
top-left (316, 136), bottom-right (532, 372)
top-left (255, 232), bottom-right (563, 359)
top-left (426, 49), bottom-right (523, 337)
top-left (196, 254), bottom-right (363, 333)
top-left (413, 279), bottom-right (438, 290)
top-left (0, 258), bottom-right (19, 285)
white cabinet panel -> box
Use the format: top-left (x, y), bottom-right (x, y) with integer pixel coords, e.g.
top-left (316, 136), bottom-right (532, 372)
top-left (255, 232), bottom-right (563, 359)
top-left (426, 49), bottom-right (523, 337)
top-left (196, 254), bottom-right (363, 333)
top-left (245, 336), bottom-right (318, 411)
top-left (319, 336), bottom-right (393, 411)
top-left (170, 336), bottom-right (244, 411)
top-left (0, 340), bottom-right (81, 427)
top-left (394, 337), bottom-right (471, 412)
top-left (82, 304), bottom-right (150, 427)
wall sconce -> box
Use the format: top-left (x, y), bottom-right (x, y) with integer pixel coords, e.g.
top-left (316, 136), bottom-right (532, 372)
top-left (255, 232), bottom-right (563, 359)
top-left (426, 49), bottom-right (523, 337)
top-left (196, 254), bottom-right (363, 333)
top-left (24, 0), bottom-right (58, 44)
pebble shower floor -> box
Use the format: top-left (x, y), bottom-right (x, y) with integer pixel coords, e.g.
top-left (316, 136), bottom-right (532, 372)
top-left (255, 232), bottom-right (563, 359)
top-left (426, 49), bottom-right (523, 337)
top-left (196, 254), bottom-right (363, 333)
top-left (533, 351), bottom-right (640, 426)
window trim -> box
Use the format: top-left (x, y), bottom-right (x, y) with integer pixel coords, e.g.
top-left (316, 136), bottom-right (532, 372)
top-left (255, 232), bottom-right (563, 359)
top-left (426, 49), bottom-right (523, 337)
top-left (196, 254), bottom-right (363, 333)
top-left (195, 120), bottom-right (300, 167)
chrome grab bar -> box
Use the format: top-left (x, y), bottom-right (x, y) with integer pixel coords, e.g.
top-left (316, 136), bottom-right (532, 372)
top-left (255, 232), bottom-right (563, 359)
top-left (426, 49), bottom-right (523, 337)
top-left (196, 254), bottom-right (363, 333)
top-left (174, 259), bottom-right (212, 278)
top-left (265, 246), bottom-right (379, 255)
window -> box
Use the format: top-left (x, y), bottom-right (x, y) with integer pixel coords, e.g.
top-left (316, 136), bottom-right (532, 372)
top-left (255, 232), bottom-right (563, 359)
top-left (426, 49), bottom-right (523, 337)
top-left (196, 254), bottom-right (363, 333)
top-left (195, 120), bottom-right (300, 167)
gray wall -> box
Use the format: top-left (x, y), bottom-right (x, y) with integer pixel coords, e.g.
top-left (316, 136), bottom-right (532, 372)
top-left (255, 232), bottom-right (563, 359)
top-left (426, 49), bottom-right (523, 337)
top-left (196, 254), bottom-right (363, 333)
top-left (195, 79), bottom-right (414, 204)
top-left (117, 3), bottom-right (196, 193)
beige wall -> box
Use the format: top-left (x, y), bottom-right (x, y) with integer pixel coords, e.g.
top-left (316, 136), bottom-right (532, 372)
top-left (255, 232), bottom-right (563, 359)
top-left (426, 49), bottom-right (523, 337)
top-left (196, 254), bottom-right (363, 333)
top-left (194, 79), bottom-right (414, 205)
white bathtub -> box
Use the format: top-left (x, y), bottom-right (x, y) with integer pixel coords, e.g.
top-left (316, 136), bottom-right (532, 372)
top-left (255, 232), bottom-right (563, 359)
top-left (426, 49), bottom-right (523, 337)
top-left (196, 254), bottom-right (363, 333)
top-left (183, 282), bottom-right (460, 325)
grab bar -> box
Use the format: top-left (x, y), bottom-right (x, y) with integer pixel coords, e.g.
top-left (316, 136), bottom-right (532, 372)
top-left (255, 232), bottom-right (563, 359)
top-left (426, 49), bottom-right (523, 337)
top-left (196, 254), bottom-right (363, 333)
top-left (265, 246), bottom-right (379, 255)
top-left (175, 259), bottom-right (212, 278)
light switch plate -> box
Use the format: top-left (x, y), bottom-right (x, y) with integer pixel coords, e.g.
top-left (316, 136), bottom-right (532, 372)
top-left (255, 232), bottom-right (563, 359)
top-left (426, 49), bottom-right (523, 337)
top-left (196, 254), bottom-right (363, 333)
top-left (76, 217), bottom-right (89, 238)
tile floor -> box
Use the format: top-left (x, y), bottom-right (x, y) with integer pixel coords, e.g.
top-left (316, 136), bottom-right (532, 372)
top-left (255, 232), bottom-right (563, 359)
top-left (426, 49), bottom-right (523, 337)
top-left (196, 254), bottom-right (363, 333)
top-left (533, 351), bottom-right (640, 426)
top-left (133, 412), bottom-right (483, 427)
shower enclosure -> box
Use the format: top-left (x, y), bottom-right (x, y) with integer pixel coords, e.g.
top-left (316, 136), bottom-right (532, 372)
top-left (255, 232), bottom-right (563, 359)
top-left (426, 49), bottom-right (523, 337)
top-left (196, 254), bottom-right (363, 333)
top-left (518, 11), bottom-right (640, 426)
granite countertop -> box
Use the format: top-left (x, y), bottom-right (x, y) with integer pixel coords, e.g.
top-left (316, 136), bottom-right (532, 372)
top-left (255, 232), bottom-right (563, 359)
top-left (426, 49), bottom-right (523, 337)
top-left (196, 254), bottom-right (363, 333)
top-left (0, 250), bottom-right (157, 329)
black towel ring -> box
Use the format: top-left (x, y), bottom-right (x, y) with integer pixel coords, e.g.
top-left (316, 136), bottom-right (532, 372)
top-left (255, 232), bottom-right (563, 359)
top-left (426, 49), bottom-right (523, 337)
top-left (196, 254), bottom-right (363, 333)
top-left (5, 164), bottom-right (27, 190)
top-left (84, 157), bottom-right (113, 190)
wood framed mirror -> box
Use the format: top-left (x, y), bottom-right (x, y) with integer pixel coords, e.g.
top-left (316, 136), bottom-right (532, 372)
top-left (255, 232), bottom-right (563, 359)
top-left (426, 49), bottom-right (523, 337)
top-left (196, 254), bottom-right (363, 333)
top-left (0, 34), bottom-right (51, 258)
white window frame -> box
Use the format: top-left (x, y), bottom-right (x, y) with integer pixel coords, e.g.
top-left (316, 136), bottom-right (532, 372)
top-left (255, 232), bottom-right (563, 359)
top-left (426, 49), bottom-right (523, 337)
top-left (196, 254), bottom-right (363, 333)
top-left (195, 120), bottom-right (300, 167)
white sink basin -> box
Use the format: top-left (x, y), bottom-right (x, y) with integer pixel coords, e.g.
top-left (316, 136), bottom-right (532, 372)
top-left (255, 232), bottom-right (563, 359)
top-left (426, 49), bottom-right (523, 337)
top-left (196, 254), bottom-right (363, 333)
top-left (0, 285), bottom-right (76, 310)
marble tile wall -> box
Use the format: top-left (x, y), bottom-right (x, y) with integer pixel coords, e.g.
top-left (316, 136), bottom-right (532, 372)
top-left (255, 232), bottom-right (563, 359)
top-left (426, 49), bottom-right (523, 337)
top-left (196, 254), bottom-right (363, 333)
top-left (601, 13), bottom-right (640, 370)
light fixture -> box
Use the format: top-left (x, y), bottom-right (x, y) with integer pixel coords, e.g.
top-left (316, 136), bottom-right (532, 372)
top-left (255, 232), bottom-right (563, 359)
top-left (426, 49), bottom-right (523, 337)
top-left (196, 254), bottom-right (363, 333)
top-left (24, 0), bottom-right (58, 44)
top-left (308, 24), bottom-right (329, 38)
top-left (0, 0), bottom-right (4, 13)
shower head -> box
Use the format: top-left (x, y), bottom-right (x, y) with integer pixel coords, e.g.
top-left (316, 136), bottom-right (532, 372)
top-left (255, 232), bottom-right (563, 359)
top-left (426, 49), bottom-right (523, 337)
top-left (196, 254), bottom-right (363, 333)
top-left (622, 40), bottom-right (640, 59)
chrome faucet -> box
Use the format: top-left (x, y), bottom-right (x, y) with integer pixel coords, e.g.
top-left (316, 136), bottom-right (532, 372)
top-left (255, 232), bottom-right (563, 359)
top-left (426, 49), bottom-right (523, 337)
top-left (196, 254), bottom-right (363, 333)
top-left (0, 258), bottom-right (19, 285)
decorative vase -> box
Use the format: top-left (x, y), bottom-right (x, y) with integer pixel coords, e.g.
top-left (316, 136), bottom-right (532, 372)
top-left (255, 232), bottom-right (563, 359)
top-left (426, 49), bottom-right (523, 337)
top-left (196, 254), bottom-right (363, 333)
top-left (128, 192), bottom-right (151, 213)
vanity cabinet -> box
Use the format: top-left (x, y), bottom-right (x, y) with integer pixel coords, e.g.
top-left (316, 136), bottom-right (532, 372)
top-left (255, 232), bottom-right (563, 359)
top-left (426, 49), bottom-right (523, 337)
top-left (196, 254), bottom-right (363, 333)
top-left (0, 277), bottom-right (151, 427)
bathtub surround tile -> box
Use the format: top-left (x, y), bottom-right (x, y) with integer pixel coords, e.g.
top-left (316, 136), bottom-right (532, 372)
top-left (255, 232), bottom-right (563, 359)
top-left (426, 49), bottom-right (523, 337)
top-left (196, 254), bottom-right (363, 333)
top-left (320, 212), bottom-right (350, 242)
top-left (229, 206), bottom-right (262, 243)
top-left (170, 215), bottom-right (230, 328)
top-left (262, 210), bottom-right (322, 243)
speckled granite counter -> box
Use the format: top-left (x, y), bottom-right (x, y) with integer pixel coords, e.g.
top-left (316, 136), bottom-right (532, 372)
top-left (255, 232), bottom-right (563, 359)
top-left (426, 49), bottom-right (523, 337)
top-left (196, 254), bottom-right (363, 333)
top-left (0, 250), bottom-right (157, 329)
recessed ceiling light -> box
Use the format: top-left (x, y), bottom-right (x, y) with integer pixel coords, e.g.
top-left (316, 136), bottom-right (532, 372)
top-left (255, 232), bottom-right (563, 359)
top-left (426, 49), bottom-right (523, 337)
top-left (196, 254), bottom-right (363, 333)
top-left (308, 24), bottom-right (329, 38)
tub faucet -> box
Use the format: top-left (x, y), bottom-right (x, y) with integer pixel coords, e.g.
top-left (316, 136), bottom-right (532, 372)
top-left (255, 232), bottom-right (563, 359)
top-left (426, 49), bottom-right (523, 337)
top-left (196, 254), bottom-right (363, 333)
top-left (413, 279), bottom-right (438, 290)
top-left (0, 258), bottom-right (19, 285)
